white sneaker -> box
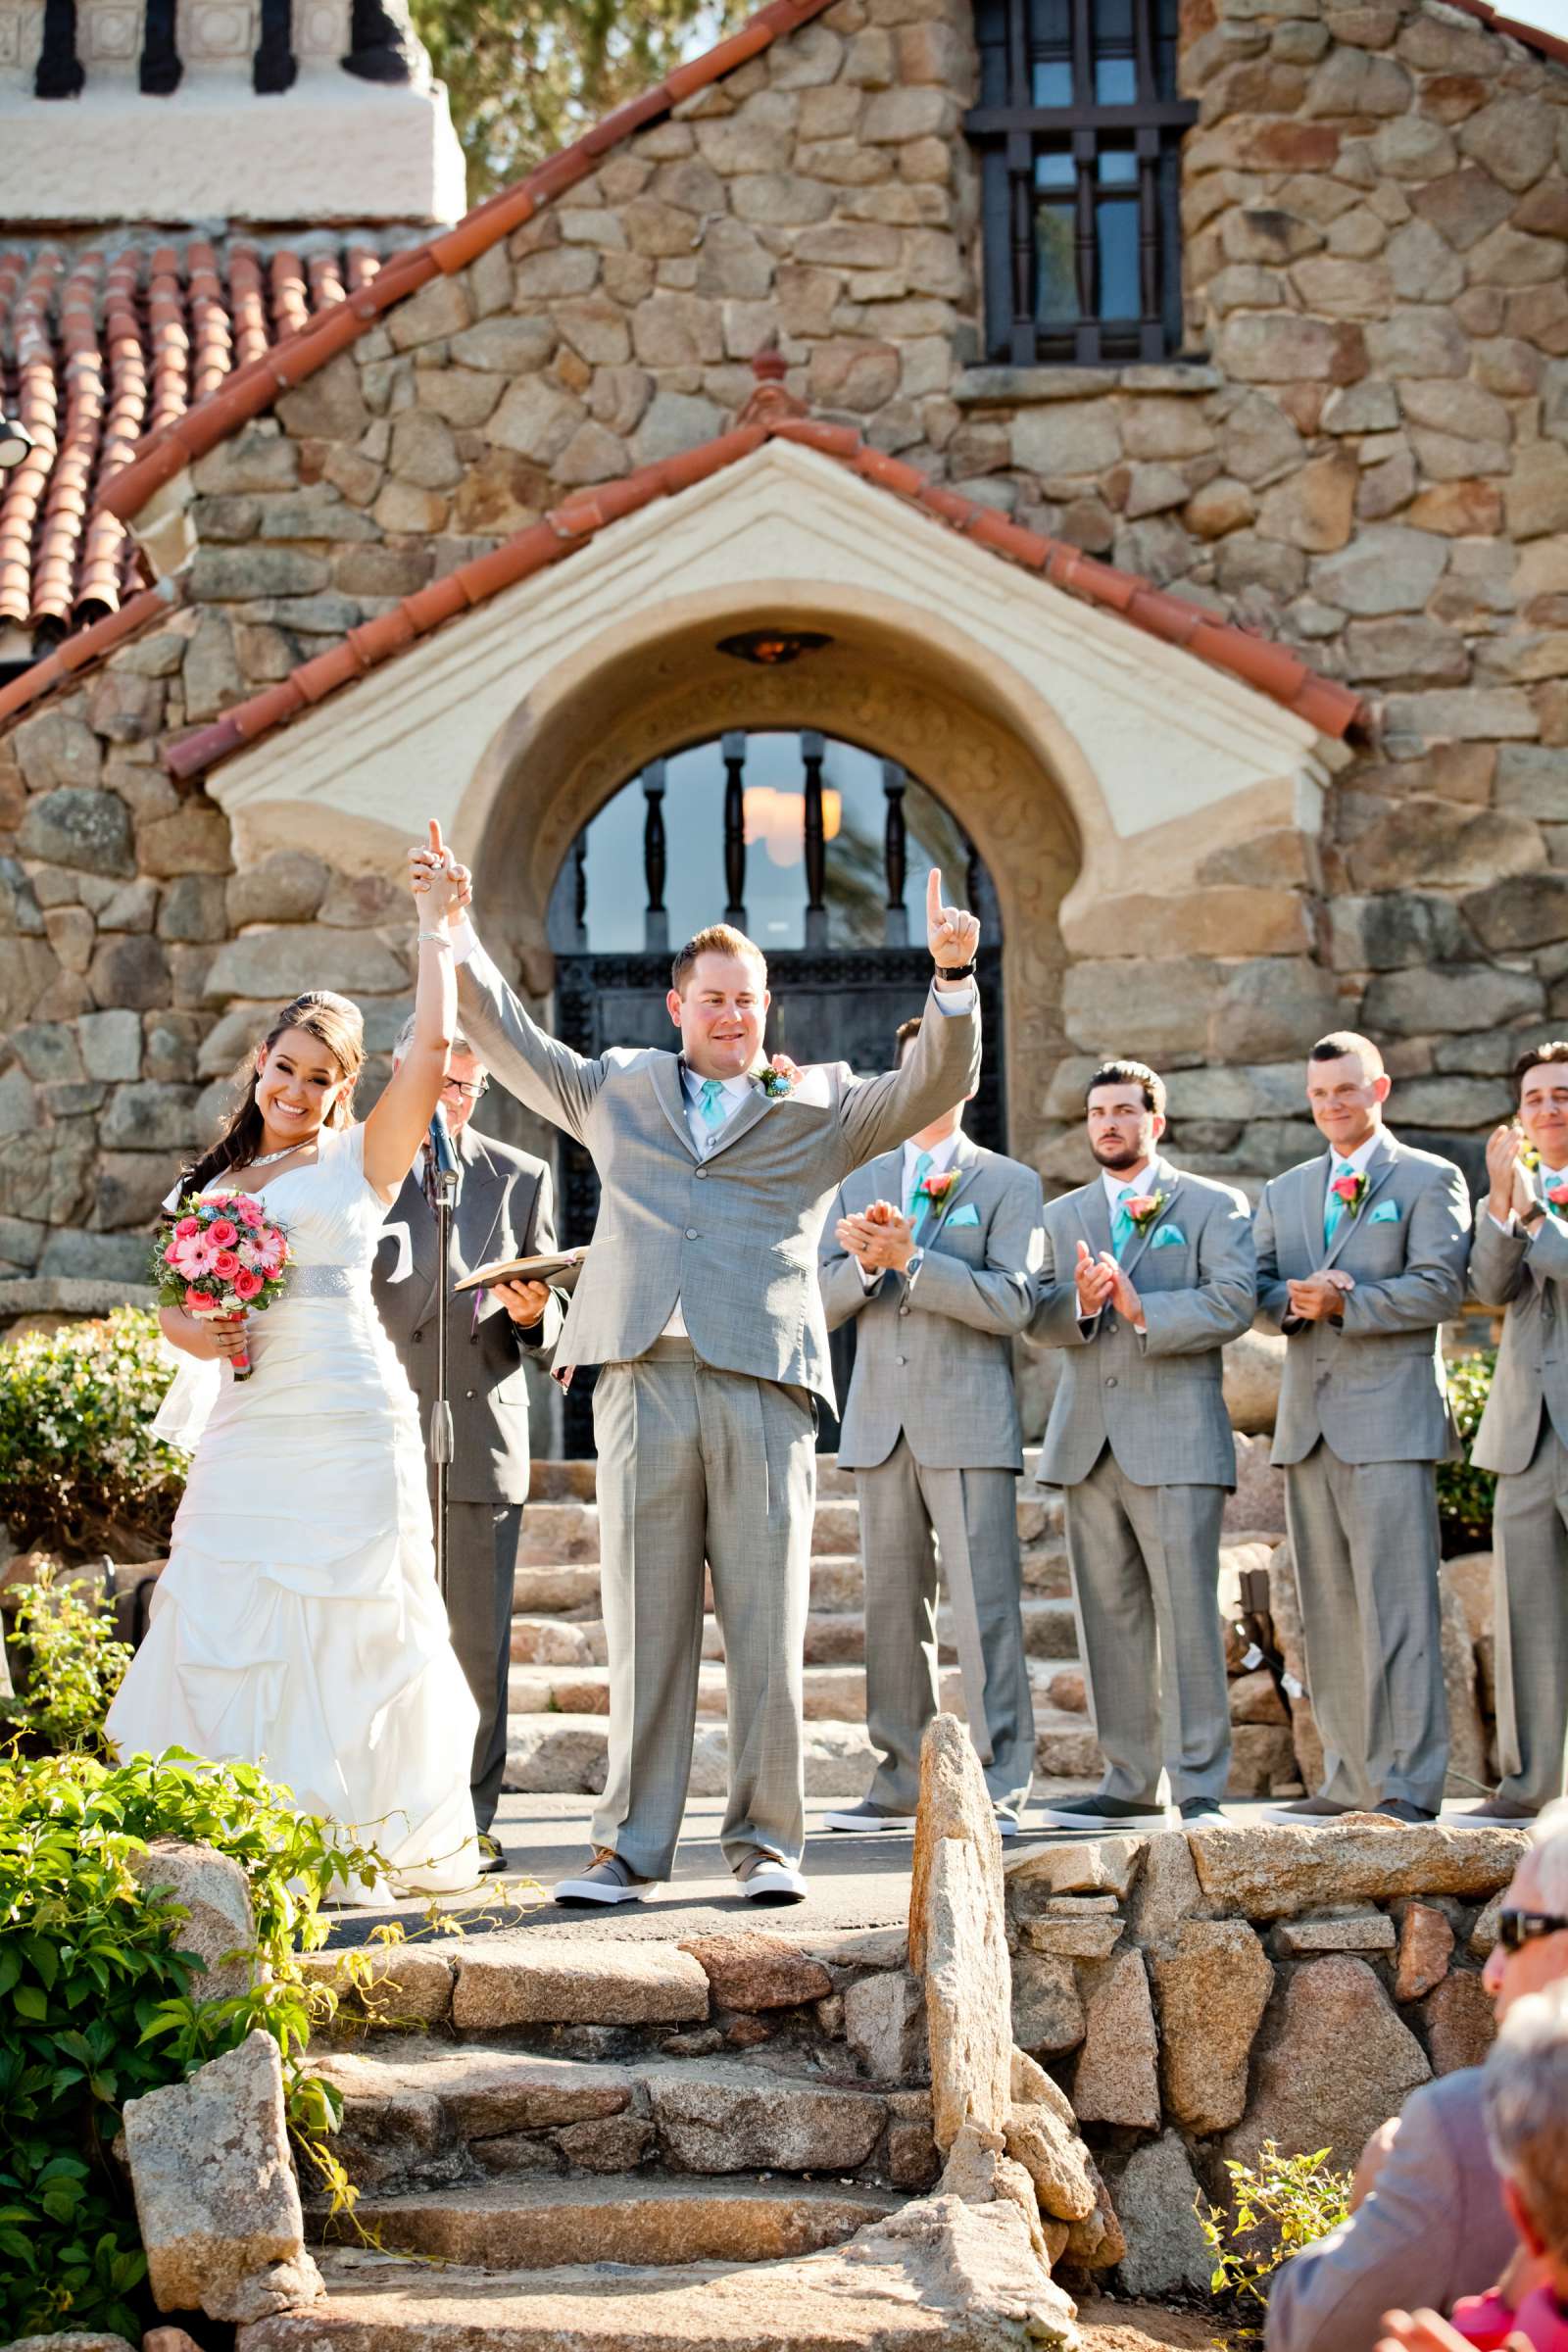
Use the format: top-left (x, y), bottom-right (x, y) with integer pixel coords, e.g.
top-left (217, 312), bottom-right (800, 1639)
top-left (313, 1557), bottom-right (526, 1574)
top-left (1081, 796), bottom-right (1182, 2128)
top-left (736, 1854), bottom-right (808, 1904)
top-left (553, 1850), bottom-right (658, 1906)
top-left (821, 1800), bottom-right (918, 1834)
top-left (1035, 1792), bottom-right (1172, 1833)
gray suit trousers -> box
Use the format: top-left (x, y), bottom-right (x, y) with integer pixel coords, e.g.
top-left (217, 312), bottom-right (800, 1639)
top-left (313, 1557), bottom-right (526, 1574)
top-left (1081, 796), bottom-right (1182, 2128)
top-left (1063, 1448), bottom-right (1231, 1806)
top-left (443, 1498), bottom-right (523, 1834)
top-left (591, 1337), bottom-right (814, 1879)
top-left (1285, 1442), bottom-right (1448, 1813)
top-left (858, 1441), bottom-right (1034, 1816)
top-left (1493, 1417), bottom-right (1568, 1809)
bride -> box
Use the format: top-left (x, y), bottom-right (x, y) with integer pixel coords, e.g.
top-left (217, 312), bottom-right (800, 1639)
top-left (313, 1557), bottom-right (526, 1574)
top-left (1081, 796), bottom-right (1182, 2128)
top-left (107, 828), bottom-right (481, 1899)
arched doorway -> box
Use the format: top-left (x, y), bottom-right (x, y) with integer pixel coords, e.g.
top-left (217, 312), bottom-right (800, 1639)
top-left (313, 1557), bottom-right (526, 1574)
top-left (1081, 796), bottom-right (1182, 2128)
top-left (546, 727), bottom-right (1006, 1452)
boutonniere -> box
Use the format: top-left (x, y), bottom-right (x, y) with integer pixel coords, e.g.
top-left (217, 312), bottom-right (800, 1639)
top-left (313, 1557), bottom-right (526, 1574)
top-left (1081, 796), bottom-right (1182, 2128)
top-left (1330, 1170), bottom-right (1370, 1221)
top-left (919, 1169), bottom-right (961, 1208)
top-left (1124, 1189), bottom-right (1166, 1236)
top-left (755, 1054), bottom-right (800, 1100)
top-left (1545, 1177), bottom-right (1568, 1219)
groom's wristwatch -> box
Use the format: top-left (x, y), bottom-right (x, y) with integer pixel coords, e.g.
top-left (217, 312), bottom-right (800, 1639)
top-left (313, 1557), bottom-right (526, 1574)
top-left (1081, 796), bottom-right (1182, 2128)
top-left (1521, 1200), bottom-right (1547, 1229)
top-left (935, 959), bottom-right (975, 982)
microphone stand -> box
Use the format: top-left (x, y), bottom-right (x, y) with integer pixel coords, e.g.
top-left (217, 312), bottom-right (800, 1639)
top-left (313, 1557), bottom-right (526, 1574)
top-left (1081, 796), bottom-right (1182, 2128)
top-left (427, 1103), bottom-right (460, 1604)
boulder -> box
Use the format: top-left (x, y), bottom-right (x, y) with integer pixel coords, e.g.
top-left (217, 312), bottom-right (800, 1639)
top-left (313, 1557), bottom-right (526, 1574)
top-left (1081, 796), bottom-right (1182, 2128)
top-left (1395, 1902), bottom-right (1455, 2002)
top-left (1226, 1432), bottom-right (1288, 1535)
top-left (1112, 2132), bottom-right (1215, 2298)
top-left (122, 2029), bottom-right (322, 2321)
top-left (1125, 1832), bottom-right (1204, 1942)
top-left (1005, 2048), bottom-right (1098, 2224)
top-left (644, 2062), bottom-right (886, 2174)
top-left (126, 1838), bottom-right (256, 2004)
top-left (1441, 1581), bottom-right (1489, 1797)
top-left (1221, 1956), bottom-right (1430, 2174)
top-left (1272, 1909), bottom-right (1396, 1954)
top-left (1011, 1949), bottom-right (1087, 2058)
top-left (1223, 1326), bottom-right (1287, 1435)
top-left (1190, 1820), bottom-right (1525, 1919)
top-left (679, 1934), bottom-right (833, 2014)
top-left (845, 1969), bottom-right (928, 2082)
top-left (4, 2338), bottom-right (138, 2351)
top-left (909, 1716), bottom-right (1012, 2150)
top-left (1148, 1920), bottom-right (1274, 2133)
top-left (1071, 1950), bottom-right (1160, 2132)
top-left (451, 1939), bottom-right (710, 2029)
top-left (1005, 1836), bottom-right (1145, 1912)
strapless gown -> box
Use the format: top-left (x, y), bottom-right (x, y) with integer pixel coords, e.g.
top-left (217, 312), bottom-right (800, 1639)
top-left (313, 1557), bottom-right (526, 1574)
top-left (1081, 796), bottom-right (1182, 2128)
top-left (107, 1123), bottom-right (481, 1898)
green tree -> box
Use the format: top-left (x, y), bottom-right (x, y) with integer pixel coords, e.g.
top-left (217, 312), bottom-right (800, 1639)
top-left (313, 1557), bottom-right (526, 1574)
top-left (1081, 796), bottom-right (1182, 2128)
top-left (413, 0), bottom-right (752, 201)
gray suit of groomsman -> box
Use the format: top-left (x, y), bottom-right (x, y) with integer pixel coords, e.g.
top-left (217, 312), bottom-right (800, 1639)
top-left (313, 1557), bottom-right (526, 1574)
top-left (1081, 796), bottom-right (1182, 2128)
top-left (1029, 1061), bottom-right (1255, 1829)
top-left (452, 882), bottom-right (981, 1900)
top-left (1254, 1033), bottom-right (1471, 1824)
top-left (818, 1049), bottom-right (1043, 1825)
top-left (1466, 1043), bottom-right (1568, 1821)
top-left (370, 1038), bottom-right (564, 1844)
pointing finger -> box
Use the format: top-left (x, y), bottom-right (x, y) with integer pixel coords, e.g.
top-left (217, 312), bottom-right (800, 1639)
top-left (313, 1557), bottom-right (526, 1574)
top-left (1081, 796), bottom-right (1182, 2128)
top-left (428, 817), bottom-right (444, 859)
top-left (926, 867), bottom-right (943, 927)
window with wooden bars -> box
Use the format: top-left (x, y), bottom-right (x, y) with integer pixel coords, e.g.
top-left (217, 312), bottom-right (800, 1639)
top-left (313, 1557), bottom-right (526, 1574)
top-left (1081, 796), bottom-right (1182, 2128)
top-left (967, 0), bottom-right (1198, 368)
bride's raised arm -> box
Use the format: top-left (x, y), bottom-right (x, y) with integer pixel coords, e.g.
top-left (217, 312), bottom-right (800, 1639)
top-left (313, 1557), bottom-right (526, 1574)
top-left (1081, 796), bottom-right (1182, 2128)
top-left (362, 818), bottom-right (458, 1201)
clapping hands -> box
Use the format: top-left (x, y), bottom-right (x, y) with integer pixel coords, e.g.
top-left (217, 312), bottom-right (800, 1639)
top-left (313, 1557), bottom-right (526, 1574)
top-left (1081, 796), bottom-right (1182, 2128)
top-left (1287, 1268), bottom-right (1355, 1322)
top-left (1486, 1121), bottom-right (1535, 1226)
top-left (1074, 1239), bottom-right (1142, 1326)
top-left (839, 1200), bottom-right (917, 1276)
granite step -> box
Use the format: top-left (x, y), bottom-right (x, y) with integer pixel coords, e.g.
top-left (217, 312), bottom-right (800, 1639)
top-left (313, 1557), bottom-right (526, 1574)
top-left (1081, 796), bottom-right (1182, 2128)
top-left (238, 2240), bottom-right (982, 2351)
top-left (511, 1593), bottom-right (1081, 1668)
top-left (320, 2173), bottom-right (903, 2269)
top-left (505, 1651), bottom-right (1073, 1722)
top-left (513, 1544), bottom-right (1070, 1620)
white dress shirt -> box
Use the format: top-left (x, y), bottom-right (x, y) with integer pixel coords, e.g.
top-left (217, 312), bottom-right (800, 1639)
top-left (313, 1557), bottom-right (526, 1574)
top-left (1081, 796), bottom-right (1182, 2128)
top-left (1101, 1157), bottom-right (1159, 1219)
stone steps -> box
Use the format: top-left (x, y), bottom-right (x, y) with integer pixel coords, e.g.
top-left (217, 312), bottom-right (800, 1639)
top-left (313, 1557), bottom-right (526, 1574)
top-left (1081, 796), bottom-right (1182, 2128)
top-left (241, 2242), bottom-right (980, 2351)
top-left (514, 1544), bottom-right (1071, 1620)
top-left (512, 1592), bottom-right (1080, 1669)
top-left (327, 2173), bottom-right (904, 2269)
top-left (506, 1652), bottom-right (1076, 1723)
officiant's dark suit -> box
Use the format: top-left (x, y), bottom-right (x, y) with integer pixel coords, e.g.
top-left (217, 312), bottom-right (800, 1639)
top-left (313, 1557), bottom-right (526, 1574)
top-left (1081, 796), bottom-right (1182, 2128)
top-left (371, 1120), bottom-right (564, 1831)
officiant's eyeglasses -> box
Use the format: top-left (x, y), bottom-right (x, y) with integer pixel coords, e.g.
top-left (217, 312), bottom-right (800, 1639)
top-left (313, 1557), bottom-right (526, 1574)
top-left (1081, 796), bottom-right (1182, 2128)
top-left (1497, 1908), bottom-right (1568, 1949)
top-left (442, 1076), bottom-right (489, 1102)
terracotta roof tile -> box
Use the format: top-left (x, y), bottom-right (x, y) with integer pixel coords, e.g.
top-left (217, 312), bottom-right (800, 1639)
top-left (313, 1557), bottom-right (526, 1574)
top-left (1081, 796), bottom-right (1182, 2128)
top-left (0, 577), bottom-right (176, 727)
top-left (154, 406), bottom-right (1362, 787)
top-left (0, 235), bottom-right (412, 639)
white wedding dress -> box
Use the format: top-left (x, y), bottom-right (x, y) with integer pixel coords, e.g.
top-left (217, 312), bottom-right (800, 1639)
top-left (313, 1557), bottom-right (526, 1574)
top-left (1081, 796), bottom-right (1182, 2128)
top-left (107, 1123), bottom-right (482, 1900)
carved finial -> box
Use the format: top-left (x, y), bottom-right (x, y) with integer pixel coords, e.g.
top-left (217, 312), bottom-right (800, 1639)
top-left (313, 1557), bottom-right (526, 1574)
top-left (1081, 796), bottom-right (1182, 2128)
top-left (737, 335), bottom-right (808, 427)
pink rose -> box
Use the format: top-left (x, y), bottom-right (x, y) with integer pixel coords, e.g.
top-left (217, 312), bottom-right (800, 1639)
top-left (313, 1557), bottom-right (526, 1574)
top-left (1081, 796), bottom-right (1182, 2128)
top-left (184, 1286), bottom-right (211, 1313)
top-left (233, 1269), bottom-right (264, 1301)
top-left (1126, 1195), bottom-right (1159, 1220)
top-left (207, 1218), bottom-right (239, 1249)
top-left (921, 1169), bottom-right (959, 1201)
top-left (174, 1215), bottom-right (200, 1240)
top-left (213, 1248), bottom-right (240, 1279)
top-left (164, 1242), bottom-right (180, 1264)
top-left (1331, 1174), bottom-right (1361, 1204)
top-left (1548, 1180), bottom-right (1568, 1210)
top-left (237, 1198), bottom-right (265, 1227)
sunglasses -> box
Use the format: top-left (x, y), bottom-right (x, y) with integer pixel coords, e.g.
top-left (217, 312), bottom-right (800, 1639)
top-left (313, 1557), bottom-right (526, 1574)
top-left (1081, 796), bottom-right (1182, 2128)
top-left (1498, 1907), bottom-right (1568, 1950)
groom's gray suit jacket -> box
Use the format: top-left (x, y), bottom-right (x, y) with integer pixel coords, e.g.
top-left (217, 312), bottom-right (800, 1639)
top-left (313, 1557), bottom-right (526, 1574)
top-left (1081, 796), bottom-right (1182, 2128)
top-left (1030, 1160), bottom-right (1256, 1490)
top-left (1468, 1189), bottom-right (1568, 1475)
top-left (1253, 1132), bottom-right (1471, 1467)
top-left (819, 1134), bottom-right (1043, 1472)
top-left (456, 946), bottom-right (982, 1409)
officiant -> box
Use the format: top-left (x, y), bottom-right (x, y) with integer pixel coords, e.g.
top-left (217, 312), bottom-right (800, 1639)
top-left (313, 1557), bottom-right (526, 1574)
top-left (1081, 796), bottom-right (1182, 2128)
top-left (371, 1017), bottom-right (566, 1873)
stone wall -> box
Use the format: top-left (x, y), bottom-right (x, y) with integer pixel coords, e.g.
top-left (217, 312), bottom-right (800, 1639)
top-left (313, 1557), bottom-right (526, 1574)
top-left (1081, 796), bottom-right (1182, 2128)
top-left (1005, 1816), bottom-right (1524, 2296)
top-left (2, 0), bottom-right (1567, 1279)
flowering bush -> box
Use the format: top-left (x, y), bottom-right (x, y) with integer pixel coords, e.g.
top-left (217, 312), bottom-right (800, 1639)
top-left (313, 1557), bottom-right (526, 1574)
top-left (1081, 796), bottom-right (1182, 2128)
top-left (3, 1564), bottom-right (134, 1756)
top-left (0, 1308), bottom-right (186, 1560)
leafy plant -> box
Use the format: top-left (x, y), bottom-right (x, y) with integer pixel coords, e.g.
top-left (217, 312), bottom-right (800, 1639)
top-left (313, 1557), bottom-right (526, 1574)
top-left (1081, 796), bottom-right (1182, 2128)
top-left (1438, 1348), bottom-right (1497, 1555)
top-left (0, 1745), bottom-right (401, 2337)
top-left (0, 1308), bottom-right (186, 1561)
top-left (1198, 2141), bottom-right (1352, 2326)
top-left (3, 1565), bottom-right (135, 1757)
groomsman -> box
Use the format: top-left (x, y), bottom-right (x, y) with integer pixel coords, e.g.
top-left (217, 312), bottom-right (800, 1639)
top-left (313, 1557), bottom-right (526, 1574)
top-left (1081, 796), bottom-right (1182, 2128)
top-left (817, 1019), bottom-right (1044, 1837)
top-left (428, 851), bottom-right (981, 1907)
top-left (371, 1019), bottom-right (564, 1873)
top-left (1030, 1059), bottom-right (1255, 1833)
top-left (1255, 1033), bottom-right (1471, 1827)
top-left (1464, 1043), bottom-right (1568, 1826)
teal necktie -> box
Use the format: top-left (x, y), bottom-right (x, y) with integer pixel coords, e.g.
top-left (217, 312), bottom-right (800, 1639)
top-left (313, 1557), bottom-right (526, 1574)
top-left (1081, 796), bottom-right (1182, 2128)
top-left (1110, 1187), bottom-right (1136, 1260)
top-left (698, 1077), bottom-right (726, 1133)
top-left (1324, 1161), bottom-right (1355, 1243)
top-left (906, 1148), bottom-right (934, 1230)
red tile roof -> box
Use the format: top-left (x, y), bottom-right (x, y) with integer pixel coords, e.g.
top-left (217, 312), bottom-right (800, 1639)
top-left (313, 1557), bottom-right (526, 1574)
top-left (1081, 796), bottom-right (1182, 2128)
top-left (159, 397), bottom-right (1363, 784)
top-left (94, 0), bottom-right (843, 533)
top-left (0, 578), bottom-right (178, 731)
top-left (0, 237), bottom-right (388, 637)
top-left (1441, 0), bottom-right (1568, 67)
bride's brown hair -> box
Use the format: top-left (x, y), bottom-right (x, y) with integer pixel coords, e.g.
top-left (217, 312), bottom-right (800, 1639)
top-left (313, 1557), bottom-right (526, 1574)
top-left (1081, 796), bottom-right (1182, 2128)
top-left (181, 992), bottom-right (367, 1196)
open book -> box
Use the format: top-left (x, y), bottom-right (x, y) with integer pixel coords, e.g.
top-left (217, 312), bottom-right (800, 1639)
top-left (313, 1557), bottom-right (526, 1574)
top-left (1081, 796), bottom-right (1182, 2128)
top-left (453, 1248), bottom-right (587, 1297)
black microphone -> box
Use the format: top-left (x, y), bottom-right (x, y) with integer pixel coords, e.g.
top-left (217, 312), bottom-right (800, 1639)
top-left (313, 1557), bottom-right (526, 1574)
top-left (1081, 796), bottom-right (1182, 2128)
top-left (428, 1101), bottom-right (460, 1186)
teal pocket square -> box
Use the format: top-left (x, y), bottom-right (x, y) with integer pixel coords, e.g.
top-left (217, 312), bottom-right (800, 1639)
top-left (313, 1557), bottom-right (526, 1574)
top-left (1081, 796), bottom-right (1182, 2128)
top-left (1369, 1200), bottom-right (1401, 1224)
top-left (1151, 1225), bottom-right (1186, 1249)
top-left (946, 1202), bottom-right (982, 1228)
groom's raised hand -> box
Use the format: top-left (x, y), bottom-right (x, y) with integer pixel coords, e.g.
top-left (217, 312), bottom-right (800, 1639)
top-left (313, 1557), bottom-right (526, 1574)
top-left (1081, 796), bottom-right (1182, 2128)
top-left (927, 867), bottom-right (980, 981)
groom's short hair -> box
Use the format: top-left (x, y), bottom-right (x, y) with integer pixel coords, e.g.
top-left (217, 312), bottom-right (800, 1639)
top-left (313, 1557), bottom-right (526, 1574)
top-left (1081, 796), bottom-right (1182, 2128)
top-left (1087, 1059), bottom-right (1166, 1118)
top-left (671, 925), bottom-right (767, 995)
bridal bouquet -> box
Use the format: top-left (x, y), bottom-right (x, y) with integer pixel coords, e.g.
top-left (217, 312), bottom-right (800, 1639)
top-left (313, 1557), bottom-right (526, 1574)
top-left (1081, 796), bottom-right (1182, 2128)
top-left (152, 1194), bottom-right (291, 1381)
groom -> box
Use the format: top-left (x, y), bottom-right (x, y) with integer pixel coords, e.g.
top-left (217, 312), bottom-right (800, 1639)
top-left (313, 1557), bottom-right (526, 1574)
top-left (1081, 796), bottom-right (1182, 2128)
top-left (416, 848), bottom-right (982, 1907)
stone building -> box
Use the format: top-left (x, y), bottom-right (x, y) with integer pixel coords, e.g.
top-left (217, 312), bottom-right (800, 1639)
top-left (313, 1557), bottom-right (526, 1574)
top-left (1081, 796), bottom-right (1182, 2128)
top-left (1, 0), bottom-right (1565, 1433)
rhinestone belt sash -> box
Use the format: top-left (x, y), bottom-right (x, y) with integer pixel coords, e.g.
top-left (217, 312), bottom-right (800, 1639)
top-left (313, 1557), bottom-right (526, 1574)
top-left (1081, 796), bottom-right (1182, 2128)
top-left (287, 1264), bottom-right (365, 1298)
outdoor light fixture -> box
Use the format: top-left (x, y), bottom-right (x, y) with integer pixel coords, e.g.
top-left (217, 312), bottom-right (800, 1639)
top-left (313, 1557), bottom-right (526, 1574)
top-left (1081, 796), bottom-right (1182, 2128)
top-left (717, 628), bottom-right (833, 667)
top-left (0, 414), bottom-right (32, 471)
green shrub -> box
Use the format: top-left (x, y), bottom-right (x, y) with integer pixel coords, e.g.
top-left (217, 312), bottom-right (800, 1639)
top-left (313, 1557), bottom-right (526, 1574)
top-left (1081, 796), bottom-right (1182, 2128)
top-left (0, 1746), bottom-right (391, 2338)
top-left (1439, 1348), bottom-right (1497, 1555)
top-left (0, 1308), bottom-right (186, 1561)
top-left (3, 1567), bottom-right (134, 1757)
top-left (1199, 2141), bottom-right (1352, 2325)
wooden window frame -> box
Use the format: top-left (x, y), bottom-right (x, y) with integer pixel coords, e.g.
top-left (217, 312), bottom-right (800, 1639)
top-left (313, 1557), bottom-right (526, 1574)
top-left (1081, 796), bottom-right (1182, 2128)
top-left (967, 0), bottom-right (1198, 368)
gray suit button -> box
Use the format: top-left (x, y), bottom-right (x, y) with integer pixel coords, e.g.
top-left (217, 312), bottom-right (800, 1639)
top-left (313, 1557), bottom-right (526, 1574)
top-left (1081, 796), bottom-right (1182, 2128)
top-left (1105, 1376), bottom-right (1118, 1388)
top-left (694, 1166), bottom-right (707, 1178)
top-left (685, 1229), bottom-right (699, 1240)
top-left (466, 1388), bottom-right (475, 1399)
top-left (896, 1354), bottom-right (907, 1367)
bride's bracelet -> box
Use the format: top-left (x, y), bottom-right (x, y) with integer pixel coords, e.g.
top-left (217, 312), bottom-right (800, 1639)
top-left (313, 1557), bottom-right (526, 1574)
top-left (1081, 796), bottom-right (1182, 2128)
top-left (417, 930), bottom-right (455, 950)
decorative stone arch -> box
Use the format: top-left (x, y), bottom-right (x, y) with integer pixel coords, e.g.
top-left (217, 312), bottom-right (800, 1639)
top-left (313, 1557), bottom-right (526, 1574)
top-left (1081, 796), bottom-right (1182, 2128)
top-left (205, 435), bottom-right (1348, 1171)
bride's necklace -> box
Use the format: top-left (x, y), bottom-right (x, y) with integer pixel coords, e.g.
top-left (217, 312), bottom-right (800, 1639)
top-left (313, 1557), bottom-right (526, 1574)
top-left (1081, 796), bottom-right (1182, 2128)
top-left (247, 1144), bottom-right (308, 1169)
